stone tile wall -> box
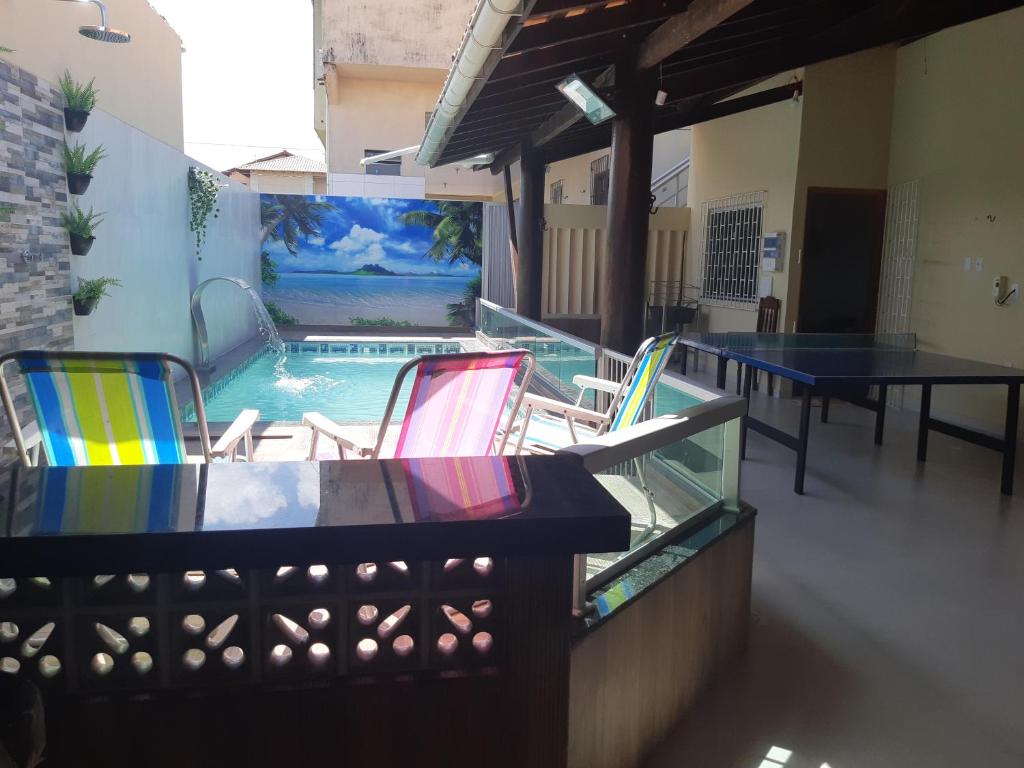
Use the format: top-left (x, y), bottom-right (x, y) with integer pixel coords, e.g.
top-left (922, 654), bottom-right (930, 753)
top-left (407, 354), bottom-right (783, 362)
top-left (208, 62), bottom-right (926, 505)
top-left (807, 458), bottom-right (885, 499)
top-left (0, 58), bottom-right (74, 450)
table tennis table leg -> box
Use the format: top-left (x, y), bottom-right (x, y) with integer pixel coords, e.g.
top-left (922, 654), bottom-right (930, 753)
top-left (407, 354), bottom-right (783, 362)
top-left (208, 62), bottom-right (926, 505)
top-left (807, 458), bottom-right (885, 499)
top-left (740, 364), bottom-right (753, 460)
top-left (1002, 383), bottom-right (1020, 496)
top-left (794, 389), bottom-right (812, 494)
top-left (917, 384), bottom-right (932, 462)
top-left (716, 357), bottom-right (728, 390)
top-left (736, 363), bottom-right (743, 395)
top-left (680, 346), bottom-right (688, 375)
top-left (820, 396), bottom-right (830, 423)
top-left (874, 385), bottom-right (888, 445)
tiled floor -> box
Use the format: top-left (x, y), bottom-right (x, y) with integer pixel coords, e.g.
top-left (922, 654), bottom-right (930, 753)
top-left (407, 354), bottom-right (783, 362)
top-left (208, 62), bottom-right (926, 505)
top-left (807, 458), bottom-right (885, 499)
top-left (645, 376), bottom-right (1024, 768)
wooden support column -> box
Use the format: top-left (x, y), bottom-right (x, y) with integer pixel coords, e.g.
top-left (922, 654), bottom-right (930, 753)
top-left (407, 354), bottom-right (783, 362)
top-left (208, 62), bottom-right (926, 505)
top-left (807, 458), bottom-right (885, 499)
top-left (517, 145), bottom-right (545, 320)
top-left (601, 55), bottom-right (656, 353)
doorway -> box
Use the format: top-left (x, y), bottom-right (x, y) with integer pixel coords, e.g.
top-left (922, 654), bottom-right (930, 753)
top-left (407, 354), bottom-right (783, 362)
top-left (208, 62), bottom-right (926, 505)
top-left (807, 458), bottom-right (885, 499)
top-left (798, 187), bottom-right (887, 333)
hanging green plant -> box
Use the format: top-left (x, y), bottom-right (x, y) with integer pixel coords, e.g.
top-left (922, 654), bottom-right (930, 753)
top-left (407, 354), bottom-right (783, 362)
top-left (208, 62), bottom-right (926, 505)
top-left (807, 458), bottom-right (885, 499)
top-left (63, 141), bottom-right (107, 194)
top-left (188, 167), bottom-right (221, 260)
top-left (58, 71), bottom-right (99, 132)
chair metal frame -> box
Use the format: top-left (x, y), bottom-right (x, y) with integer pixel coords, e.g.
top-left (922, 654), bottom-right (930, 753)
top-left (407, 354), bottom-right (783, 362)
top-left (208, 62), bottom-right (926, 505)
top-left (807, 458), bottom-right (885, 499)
top-left (305, 350), bottom-right (537, 461)
top-left (0, 350), bottom-right (251, 467)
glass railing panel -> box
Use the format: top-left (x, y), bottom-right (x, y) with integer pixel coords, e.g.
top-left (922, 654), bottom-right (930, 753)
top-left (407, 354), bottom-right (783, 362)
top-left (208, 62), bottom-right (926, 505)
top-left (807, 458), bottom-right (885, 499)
top-left (478, 302), bottom-right (598, 408)
top-left (583, 416), bottom-right (734, 586)
top-left (585, 508), bottom-right (747, 625)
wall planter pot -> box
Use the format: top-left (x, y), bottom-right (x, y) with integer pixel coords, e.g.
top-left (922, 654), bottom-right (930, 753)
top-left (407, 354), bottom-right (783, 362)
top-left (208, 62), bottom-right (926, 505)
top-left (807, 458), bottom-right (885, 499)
top-left (64, 108), bottom-right (90, 133)
top-left (69, 234), bottom-right (95, 256)
top-left (66, 172), bottom-right (93, 195)
top-left (73, 296), bottom-right (97, 316)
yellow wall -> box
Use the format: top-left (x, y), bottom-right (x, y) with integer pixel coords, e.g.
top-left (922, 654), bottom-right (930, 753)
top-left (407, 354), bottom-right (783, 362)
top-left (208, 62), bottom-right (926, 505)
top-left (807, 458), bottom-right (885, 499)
top-left (0, 0), bottom-right (184, 149)
top-left (787, 46), bottom-right (896, 330)
top-left (249, 172), bottom-right (327, 195)
top-left (685, 72), bottom-right (804, 332)
top-left (324, 73), bottom-right (501, 199)
top-left (543, 130), bottom-right (692, 205)
top-left (887, 8), bottom-right (1024, 429)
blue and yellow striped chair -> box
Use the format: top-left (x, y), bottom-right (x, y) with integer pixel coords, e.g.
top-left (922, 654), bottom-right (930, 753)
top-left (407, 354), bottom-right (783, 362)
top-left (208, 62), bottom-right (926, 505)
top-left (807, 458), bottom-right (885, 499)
top-left (513, 333), bottom-right (678, 453)
top-left (0, 351), bottom-right (258, 467)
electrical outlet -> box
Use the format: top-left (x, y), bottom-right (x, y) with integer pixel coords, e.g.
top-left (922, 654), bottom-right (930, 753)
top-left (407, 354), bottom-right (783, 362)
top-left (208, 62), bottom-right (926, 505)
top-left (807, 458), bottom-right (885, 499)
top-left (975, 257), bottom-right (984, 272)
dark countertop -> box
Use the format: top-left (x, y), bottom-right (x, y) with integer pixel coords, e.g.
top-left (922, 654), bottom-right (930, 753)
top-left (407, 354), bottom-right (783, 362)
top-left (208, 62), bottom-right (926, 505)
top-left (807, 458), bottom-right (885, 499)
top-left (0, 455), bottom-right (630, 576)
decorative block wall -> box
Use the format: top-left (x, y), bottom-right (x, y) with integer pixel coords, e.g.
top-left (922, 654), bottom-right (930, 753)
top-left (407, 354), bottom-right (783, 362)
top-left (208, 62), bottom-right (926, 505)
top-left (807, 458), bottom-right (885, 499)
top-left (0, 58), bottom-right (74, 449)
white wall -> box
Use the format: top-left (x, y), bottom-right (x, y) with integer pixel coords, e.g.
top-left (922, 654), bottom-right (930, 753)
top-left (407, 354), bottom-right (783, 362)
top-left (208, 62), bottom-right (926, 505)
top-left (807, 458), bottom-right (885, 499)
top-left (70, 108), bottom-right (260, 365)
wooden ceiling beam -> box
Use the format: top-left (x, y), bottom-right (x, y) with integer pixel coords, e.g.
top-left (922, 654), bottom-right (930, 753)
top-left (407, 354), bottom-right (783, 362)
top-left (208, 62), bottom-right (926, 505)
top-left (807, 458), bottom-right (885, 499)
top-left (637, 0), bottom-right (755, 70)
top-left (510, 0), bottom-right (691, 54)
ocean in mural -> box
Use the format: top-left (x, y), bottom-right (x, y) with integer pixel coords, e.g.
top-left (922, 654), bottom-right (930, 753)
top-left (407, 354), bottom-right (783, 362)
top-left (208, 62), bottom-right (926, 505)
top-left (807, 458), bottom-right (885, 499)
top-left (260, 194), bottom-right (482, 327)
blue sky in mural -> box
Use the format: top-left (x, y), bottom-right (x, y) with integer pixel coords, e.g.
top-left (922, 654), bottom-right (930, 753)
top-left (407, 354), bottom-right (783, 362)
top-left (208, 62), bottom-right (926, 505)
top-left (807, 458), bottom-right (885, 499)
top-left (264, 195), bottom-right (479, 276)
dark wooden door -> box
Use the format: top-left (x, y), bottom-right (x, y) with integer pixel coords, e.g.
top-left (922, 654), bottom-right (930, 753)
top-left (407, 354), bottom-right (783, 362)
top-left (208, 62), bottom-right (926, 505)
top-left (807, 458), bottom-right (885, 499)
top-left (798, 188), bottom-right (887, 334)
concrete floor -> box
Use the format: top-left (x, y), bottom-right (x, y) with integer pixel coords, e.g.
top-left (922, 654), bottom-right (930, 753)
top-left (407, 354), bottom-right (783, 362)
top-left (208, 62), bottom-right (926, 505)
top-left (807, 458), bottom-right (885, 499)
top-left (645, 376), bottom-right (1024, 768)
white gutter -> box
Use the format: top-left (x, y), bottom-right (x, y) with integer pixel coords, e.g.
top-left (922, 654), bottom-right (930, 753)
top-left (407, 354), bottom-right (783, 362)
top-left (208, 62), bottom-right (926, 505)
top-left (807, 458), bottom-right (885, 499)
top-left (360, 145), bottom-right (421, 165)
top-left (415, 0), bottom-right (522, 168)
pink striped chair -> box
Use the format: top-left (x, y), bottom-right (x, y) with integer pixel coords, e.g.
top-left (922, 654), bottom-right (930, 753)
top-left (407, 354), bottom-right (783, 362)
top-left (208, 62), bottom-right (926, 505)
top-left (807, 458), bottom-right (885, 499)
top-left (303, 350), bottom-right (535, 460)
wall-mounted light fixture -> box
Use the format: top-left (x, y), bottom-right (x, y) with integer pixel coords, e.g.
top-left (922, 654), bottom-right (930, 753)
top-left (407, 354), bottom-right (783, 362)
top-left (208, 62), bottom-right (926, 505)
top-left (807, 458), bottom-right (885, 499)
top-left (556, 74), bottom-right (616, 125)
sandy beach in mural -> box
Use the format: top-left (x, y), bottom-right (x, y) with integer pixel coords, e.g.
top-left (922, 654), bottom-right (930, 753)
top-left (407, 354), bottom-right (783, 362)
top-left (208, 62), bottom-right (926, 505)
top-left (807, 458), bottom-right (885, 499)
top-left (264, 272), bottom-right (476, 326)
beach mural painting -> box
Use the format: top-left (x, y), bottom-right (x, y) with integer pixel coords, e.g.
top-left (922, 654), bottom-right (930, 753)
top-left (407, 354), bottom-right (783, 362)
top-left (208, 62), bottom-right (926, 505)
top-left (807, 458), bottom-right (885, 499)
top-left (260, 194), bottom-right (482, 327)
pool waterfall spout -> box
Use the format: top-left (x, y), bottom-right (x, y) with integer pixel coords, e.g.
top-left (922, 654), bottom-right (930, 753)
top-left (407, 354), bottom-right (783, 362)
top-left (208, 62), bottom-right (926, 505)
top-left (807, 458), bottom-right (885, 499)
top-left (191, 277), bottom-right (285, 372)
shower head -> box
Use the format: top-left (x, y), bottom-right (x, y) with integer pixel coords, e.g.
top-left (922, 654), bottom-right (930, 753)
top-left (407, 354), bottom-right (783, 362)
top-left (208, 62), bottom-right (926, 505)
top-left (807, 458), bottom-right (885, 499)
top-left (56, 0), bottom-right (132, 44)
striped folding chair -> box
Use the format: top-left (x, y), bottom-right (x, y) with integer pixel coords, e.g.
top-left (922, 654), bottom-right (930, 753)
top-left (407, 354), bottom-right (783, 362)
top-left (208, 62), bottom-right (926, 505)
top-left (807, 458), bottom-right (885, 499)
top-left (0, 351), bottom-right (258, 467)
top-left (303, 350), bottom-right (536, 460)
top-left (512, 333), bottom-right (678, 549)
top-left (513, 332), bottom-right (679, 453)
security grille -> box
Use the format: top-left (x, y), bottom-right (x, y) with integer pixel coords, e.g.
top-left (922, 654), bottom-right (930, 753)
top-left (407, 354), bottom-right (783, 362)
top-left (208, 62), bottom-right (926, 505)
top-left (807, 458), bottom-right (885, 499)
top-left (590, 155), bottom-right (609, 205)
top-left (550, 180), bottom-right (564, 204)
top-left (875, 179), bottom-right (920, 408)
top-left (699, 191), bottom-right (765, 306)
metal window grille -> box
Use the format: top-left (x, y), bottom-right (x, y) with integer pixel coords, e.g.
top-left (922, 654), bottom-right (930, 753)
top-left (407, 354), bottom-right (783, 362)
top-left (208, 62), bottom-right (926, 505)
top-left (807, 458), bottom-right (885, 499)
top-left (363, 149), bottom-right (401, 176)
top-left (550, 180), bottom-right (564, 204)
top-left (590, 155), bottom-right (609, 205)
top-left (875, 179), bottom-right (920, 408)
top-left (698, 191), bottom-right (766, 307)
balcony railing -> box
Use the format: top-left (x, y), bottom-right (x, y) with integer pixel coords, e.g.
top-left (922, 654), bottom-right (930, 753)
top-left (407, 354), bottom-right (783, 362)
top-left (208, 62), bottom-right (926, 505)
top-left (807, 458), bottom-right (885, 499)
top-left (475, 300), bottom-right (745, 615)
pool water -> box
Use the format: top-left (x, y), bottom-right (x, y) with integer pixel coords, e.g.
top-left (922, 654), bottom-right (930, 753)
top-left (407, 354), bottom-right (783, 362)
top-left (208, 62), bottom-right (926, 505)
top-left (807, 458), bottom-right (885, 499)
top-left (195, 350), bottom-right (433, 423)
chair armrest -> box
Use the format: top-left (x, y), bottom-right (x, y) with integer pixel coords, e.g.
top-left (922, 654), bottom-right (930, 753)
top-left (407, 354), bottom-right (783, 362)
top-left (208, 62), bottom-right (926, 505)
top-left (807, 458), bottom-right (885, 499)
top-left (302, 412), bottom-right (374, 458)
top-left (2, 420), bottom-right (41, 451)
top-left (211, 409), bottom-right (259, 460)
top-left (2, 420), bottom-right (43, 465)
top-left (521, 393), bottom-right (607, 426)
top-left (571, 374), bottom-right (620, 395)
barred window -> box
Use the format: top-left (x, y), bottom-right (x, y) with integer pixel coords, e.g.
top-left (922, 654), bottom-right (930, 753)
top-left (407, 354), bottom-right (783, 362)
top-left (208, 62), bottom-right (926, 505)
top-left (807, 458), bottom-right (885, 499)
top-left (590, 155), bottom-right (609, 205)
top-left (550, 180), bottom-right (564, 204)
top-left (699, 191), bottom-right (766, 305)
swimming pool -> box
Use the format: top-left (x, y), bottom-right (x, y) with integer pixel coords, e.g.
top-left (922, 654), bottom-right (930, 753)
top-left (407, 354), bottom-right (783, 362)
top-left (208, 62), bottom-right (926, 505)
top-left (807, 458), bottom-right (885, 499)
top-left (188, 338), bottom-right (705, 425)
top-left (190, 340), bottom-right (464, 423)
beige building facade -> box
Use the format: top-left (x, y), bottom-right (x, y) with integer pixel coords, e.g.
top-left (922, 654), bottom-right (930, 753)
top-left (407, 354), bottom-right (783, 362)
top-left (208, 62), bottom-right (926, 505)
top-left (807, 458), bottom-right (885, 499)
top-left (314, 0), bottom-right (502, 200)
top-left (314, 1), bottom-right (692, 203)
top-left (685, 8), bottom-right (1024, 433)
top-left (0, 0), bottom-right (184, 150)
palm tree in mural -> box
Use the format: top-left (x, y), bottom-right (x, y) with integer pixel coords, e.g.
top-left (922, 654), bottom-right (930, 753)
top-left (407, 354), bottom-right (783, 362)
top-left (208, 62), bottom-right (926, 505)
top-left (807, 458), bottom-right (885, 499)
top-left (398, 201), bottom-right (482, 266)
top-left (260, 194), bottom-right (333, 254)
top-left (446, 273), bottom-right (482, 327)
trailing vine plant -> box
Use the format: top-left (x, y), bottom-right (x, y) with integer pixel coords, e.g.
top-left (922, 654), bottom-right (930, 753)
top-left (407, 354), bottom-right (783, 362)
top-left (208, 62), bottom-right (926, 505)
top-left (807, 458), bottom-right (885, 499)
top-left (187, 167), bottom-right (221, 260)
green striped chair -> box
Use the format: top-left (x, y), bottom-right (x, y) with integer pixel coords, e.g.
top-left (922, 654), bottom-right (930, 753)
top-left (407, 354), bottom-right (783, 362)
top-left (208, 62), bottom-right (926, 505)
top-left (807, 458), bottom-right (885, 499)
top-left (513, 333), bottom-right (678, 454)
top-left (0, 351), bottom-right (258, 467)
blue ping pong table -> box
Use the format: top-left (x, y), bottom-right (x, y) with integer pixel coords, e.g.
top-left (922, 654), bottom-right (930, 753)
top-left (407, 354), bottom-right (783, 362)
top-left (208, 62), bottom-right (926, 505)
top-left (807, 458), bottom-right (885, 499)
top-left (678, 333), bottom-right (1023, 495)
